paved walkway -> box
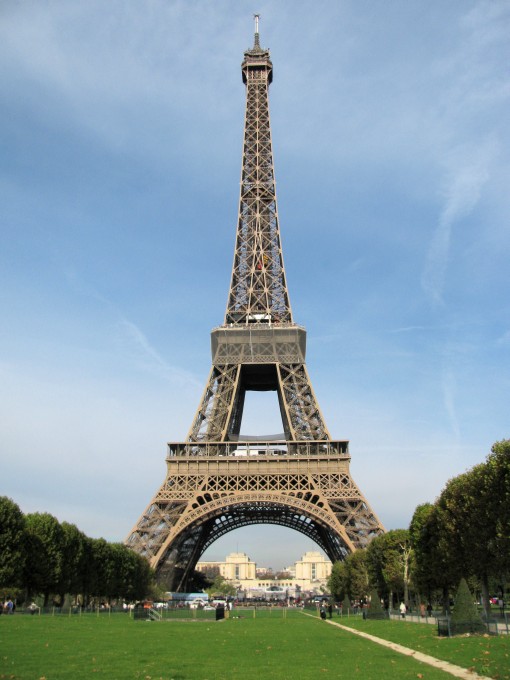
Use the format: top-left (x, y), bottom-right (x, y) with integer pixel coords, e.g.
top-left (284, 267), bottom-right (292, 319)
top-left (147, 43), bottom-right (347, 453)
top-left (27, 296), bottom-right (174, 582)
top-left (304, 613), bottom-right (492, 680)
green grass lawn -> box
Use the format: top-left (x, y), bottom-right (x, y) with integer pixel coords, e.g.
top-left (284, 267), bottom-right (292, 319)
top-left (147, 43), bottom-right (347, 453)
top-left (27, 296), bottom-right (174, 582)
top-left (0, 610), bottom-right (508, 680)
top-left (334, 614), bottom-right (510, 679)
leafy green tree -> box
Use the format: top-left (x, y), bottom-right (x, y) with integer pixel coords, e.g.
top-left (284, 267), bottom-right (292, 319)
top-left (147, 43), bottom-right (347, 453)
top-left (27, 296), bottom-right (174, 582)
top-left (205, 574), bottom-right (236, 599)
top-left (483, 440), bottom-right (510, 589)
top-left (89, 538), bottom-right (118, 601)
top-left (186, 569), bottom-right (212, 594)
top-left (328, 550), bottom-right (371, 603)
top-left (111, 543), bottom-right (153, 602)
top-left (24, 512), bottom-right (65, 605)
top-left (328, 560), bottom-right (348, 601)
top-left (409, 503), bottom-right (456, 607)
top-left (58, 522), bottom-right (87, 602)
top-left (0, 496), bottom-right (26, 591)
top-left (348, 550), bottom-right (371, 601)
top-left (451, 464), bottom-right (493, 613)
top-left (128, 552), bottom-right (153, 601)
top-left (366, 530), bottom-right (413, 607)
top-left (81, 536), bottom-right (98, 604)
top-left (409, 503), bottom-right (433, 597)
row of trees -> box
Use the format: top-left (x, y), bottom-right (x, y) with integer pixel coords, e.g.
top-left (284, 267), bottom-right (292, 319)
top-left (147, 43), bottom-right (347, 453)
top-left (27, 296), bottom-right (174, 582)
top-left (0, 497), bottom-right (153, 606)
top-left (410, 439), bottom-right (509, 615)
top-left (329, 440), bottom-right (510, 615)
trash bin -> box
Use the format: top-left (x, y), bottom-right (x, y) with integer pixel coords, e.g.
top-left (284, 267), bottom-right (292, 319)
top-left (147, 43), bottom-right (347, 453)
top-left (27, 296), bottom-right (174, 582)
top-left (215, 606), bottom-right (225, 621)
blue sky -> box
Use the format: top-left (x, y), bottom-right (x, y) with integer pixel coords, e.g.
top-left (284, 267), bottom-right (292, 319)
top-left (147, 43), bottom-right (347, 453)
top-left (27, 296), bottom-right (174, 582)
top-left (1, 0), bottom-right (509, 571)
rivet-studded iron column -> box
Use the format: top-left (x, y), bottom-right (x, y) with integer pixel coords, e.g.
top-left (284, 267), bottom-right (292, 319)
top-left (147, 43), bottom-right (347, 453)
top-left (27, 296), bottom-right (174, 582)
top-left (126, 19), bottom-right (385, 591)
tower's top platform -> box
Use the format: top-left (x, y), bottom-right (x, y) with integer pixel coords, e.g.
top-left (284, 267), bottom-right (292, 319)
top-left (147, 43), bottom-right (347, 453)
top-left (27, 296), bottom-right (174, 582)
top-left (242, 14), bottom-right (273, 84)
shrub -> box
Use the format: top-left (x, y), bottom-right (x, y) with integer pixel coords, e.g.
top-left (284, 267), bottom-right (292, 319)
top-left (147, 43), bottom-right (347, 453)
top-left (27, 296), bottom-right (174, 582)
top-left (365, 589), bottom-right (387, 620)
top-left (451, 578), bottom-right (485, 635)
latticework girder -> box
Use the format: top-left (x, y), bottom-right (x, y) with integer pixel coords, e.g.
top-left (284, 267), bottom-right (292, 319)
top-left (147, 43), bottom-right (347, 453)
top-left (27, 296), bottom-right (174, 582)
top-left (126, 445), bottom-right (384, 588)
top-left (225, 35), bottom-right (291, 325)
top-left (126, 23), bottom-right (384, 591)
top-left (187, 364), bottom-right (241, 442)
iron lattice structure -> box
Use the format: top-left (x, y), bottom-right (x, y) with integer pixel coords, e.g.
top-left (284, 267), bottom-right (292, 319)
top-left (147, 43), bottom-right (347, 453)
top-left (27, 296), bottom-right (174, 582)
top-left (126, 22), bottom-right (384, 590)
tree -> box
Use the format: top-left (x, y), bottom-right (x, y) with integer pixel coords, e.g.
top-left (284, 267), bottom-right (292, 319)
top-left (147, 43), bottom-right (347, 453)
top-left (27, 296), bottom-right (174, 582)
top-left (89, 538), bottom-right (118, 601)
top-left (409, 503), bottom-right (456, 606)
top-left (81, 536), bottom-right (98, 604)
top-left (205, 574), bottom-right (237, 599)
top-left (0, 496), bottom-right (26, 591)
top-left (366, 530), bottom-right (413, 607)
top-left (328, 550), bottom-right (370, 603)
top-left (110, 543), bottom-right (153, 602)
top-left (24, 512), bottom-right (65, 605)
top-left (328, 560), bottom-right (348, 602)
top-left (185, 569), bottom-right (212, 594)
top-left (128, 551), bottom-right (153, 601)
top-left (58, 522), bottom-right (87, 603)
top-left (483, 440), bottom-right (510, 590)
top-left (275, 570), bottom-right (292, 579)
top-left (348, 550), bottom-right (371, 601)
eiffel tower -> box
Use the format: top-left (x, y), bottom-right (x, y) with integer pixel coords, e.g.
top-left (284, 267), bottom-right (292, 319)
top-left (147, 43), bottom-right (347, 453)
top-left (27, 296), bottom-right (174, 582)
top-left (126, 17), bottom-right (384, 590)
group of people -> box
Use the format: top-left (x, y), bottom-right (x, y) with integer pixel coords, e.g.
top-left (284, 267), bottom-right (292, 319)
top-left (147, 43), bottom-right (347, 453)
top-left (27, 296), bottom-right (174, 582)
top-left (0, 598), bottom-right (15, 615)
top-left (400, 601), bottom-right (433, 618)
top-left (319, 602), bottom-right (333, 620)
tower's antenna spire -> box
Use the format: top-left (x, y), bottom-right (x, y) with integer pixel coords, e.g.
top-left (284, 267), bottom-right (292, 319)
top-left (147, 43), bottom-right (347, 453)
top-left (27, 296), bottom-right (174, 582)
top-left (253, 13), bottom-right (260, 48)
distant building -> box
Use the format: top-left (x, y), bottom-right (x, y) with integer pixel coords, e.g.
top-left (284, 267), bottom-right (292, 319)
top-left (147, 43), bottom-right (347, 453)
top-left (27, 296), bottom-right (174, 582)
top-left (295, 551), bottom-right (332, 584)
top-left (195, 552), bottom-right (256, 581)
top-left (196, 550), bottom-right (332, 600)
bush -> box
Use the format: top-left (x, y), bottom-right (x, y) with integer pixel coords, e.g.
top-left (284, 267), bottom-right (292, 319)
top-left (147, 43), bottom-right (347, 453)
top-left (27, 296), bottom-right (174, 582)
top-left (450, 578), bottom-right (485, 635)
top-left (365, 589), bottom-right (387, 620)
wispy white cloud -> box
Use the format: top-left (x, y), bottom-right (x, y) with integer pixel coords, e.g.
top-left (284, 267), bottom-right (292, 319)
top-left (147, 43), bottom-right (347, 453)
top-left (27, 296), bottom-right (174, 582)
top-left (442, 368), bottom-right (461, 442)
top-left (389, 326), bottom-right (429, 334)
top-left (421, 139), bottom-right (496, 304)
top-left (117, 318), bottom-right (201, 389)
top-left (62, 268), bottom-right (202, 389)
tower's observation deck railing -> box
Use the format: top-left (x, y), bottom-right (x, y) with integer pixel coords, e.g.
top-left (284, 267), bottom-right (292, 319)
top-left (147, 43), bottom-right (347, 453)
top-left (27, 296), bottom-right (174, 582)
top-left (211, 322), bottom-right (307, 364)
top-left (167, 440), bottom-right (350, 459)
